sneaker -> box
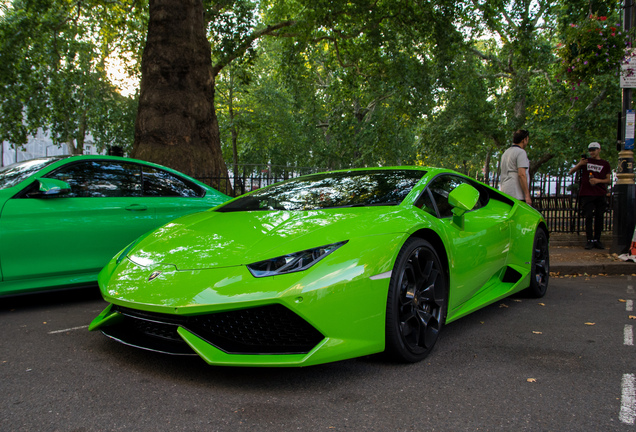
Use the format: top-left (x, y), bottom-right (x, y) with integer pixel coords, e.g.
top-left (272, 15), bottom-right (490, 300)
top-left (594, 240), bottom-right (605, 249)
top-left (585, 240), bottom-right (594, 250)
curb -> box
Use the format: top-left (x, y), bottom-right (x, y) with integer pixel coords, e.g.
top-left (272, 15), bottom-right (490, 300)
top-left (551, 262), bottom-right (636, 276)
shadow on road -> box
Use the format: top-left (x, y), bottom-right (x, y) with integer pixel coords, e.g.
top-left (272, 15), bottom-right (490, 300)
top-left (1, 285), bottom-right (103, 311)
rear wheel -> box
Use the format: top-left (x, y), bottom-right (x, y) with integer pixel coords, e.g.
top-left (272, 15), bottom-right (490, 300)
top-left (385, 238), bottom-right (447, 363)
top-left (526, 228), bottom-right (549, 298)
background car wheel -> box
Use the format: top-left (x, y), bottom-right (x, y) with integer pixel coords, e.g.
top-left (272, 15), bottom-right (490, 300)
top-left (526, 228), bottom-right (549, 298)
top-left (385, 238), bottom-right (447, 363)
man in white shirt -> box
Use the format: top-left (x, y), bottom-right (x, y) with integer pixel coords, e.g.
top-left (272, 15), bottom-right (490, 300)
top-left (500, 129), bottom-right (531, 205)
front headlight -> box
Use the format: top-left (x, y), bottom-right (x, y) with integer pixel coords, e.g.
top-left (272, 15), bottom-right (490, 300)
top-left (247, 241), bottom-right (348, 277)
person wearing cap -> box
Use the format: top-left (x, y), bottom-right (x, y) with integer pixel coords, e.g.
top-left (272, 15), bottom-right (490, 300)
top-left (568, 142), bottom-right (612, 249)
top-left (500, 129), bottom-right (532, 205)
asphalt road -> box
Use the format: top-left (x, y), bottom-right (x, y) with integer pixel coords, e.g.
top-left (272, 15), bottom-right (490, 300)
top-left (2, 275), bottom-right (636, 432)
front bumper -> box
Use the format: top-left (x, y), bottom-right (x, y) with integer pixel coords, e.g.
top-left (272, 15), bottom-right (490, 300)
top-left (90, 235), bottom-right (404, 366)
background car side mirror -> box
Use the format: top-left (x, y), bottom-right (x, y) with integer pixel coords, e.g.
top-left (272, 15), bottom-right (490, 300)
top-left (448, 183), bottom-right (479, 230)
top-left (27, 178), bottom-right (71, 198)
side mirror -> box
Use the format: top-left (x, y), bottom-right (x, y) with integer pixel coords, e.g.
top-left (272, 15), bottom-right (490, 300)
top-left (448, 183), bottom-right (480, 230)
top-left (28, 178), bottom-right (71, 198)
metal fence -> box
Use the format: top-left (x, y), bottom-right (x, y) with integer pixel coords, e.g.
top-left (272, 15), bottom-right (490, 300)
top-left (195, 164), bottom-right (323, 197)
top-left (196, 166), bottom-right (611, 234)
top-left (496, 173), bottom-right (613, 234)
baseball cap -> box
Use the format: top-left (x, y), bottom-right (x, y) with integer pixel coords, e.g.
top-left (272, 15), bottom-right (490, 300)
top-left (588, 142), bottom-right (601, 150)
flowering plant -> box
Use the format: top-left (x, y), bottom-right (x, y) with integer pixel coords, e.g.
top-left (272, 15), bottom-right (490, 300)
top-left (558, 14), bottom-right (628, 82)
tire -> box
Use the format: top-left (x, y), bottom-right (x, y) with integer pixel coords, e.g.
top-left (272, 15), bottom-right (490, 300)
top-left (385, 238), bottom-right (448, 363)
top-left (526, 228), bottom-right (549, 298)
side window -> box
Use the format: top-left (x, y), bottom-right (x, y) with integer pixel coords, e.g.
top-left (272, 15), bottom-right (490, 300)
top-left (414, 189), bottom-right (437, 216)
top-left (47, 161), bottom-right (142, 198)
top-left (142, 166), bottom-right (204, 197)
top-left (425, 175), bottom-right (487, 218)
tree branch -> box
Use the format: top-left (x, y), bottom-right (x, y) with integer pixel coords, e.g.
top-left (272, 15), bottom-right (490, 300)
top-left (501, 9), bottom-right (518, 32)
top-left (212, 20), bottom-right (297, 75)
top-left (585, 88), bottom-right (608, 111)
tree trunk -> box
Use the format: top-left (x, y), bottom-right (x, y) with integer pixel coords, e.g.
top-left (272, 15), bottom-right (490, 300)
top-left (132, 0), bottom-right (228, 190)
top-left (484, 150), bottom-right (491, 184)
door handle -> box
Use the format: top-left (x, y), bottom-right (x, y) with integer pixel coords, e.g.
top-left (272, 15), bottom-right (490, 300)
top-left (125, 204), bottom-right (148, 212)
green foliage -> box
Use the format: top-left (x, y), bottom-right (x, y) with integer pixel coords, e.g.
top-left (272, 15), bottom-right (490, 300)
top-left (0, 0), bottom-right (142, 154)
top-left (416, 0), bottom-right (624, 180)
top-left (0, 0), bottom-right (627, 180)
top-left (558, 14), bottom-right (627, 83)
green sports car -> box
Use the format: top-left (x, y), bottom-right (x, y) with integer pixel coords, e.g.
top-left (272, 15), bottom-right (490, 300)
top-left (90, 167), bottom-right (549, 366)
top-left (0, 155), bottom-right (229, 296)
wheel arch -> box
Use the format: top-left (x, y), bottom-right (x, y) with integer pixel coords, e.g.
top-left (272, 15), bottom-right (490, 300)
top-left (409, 228), bottom-right (449, 282)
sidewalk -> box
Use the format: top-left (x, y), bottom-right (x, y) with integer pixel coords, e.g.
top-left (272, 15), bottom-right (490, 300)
top-left (550, 233), bottom-right (636, 276)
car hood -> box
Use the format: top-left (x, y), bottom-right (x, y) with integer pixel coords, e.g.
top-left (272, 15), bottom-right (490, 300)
top-left (127, 207), bottom-right (412, 270)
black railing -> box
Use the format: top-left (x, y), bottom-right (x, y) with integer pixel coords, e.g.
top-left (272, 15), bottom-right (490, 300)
top-left (196, 164), bottom-right (322, 197)
top-left (532, 194), bottom-right (613, 234)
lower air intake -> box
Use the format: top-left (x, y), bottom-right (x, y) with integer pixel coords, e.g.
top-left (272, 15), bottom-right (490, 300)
top-left (103, 304), bottom-right (324, 355)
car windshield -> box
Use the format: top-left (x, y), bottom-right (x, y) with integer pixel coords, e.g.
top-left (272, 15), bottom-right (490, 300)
top-left (218, 169), bottom-right (426, 212)
top-left (0, 157), bottom-right (63, 190)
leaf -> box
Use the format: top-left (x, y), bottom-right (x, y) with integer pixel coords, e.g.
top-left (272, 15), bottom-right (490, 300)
top-left (585, 322), bottom-right (596, 326)
top-left (499, 303), bottom-right (509, 308)
top-left (619, 299), bottom-right (627, 303)
top-left (629, 316), bottom-right (636, 320)
top-left (527, 378), bottom-right (537, 383)
top-left (538, 303), bottom-right (546, 306)
top-left (532, 331), bottom-right (543, 334)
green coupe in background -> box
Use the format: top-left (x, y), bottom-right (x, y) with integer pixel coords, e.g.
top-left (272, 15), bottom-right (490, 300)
top-left (0, 155), bottom-right (229, 296)
top-left (90, 167), bottom-right (549, 366)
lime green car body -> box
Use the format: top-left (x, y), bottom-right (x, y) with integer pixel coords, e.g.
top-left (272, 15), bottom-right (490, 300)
top-left (90, 167), bottom-right (548, 366)
top-left (0, 155), bottom-right (229, 296)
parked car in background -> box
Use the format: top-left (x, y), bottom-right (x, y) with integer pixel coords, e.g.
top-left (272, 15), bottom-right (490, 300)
top-left (90, 167), bottom-right (549, 367)
top-left (0, 155), bottom-right (230, 296)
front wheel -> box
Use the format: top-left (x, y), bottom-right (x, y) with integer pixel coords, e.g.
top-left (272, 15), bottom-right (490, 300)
top-left (385, 238), bottom-right (447, 363)
top-left (526, 228), bottom-right (549, 298)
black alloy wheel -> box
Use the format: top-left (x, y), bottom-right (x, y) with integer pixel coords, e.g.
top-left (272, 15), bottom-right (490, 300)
top-left (527, 228), bottom-right (549, 298)
top-left (385, 238), bottom-right (447, 363)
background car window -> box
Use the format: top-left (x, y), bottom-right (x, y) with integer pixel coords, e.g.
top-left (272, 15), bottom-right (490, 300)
top-left (142, 166), bottom-right (204, 197)
top-left (0, 157), bottom-right (61, 190)
top-left (426, 175), bottom-right (487, 218)
top-left (48, 161), bottom-right (142, 198)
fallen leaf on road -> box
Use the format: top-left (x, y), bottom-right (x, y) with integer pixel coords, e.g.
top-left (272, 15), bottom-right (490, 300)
top-left (499, 304), bottom-right (509, 308)
top-left (585, 322), bottom-right (596, 326)
top-left (532, 331), bottom-right (543, 334)
top-left (629, 316), bottom-right (636, 320)
top-left (619, 299), bottom-right (627, 303)
top-left (527, 378), bottom-right (537, 383)
top-left (538, 303), bottom-right (545, 306)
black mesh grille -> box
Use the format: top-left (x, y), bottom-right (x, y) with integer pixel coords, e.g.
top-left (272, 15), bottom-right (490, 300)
top-left (106, 304), bottom-right (324, 355)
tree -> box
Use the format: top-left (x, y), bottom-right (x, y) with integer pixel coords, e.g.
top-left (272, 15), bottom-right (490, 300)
top-left (131, 0), bottom-right (227, 186)
top-left (419, 0), bottom-right (624, 181)
top-left (131, 0), bottom-right (302, 187)
top-left (132, 0), bottom-right (467, 182)
top-left (0, 0), bottom-right (140, 155)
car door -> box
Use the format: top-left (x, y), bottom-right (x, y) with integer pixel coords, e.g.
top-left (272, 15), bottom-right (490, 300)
top-left (419, 174), bottom-right (512, 306)
top-left (0, 159), bottom-right (158, 282)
